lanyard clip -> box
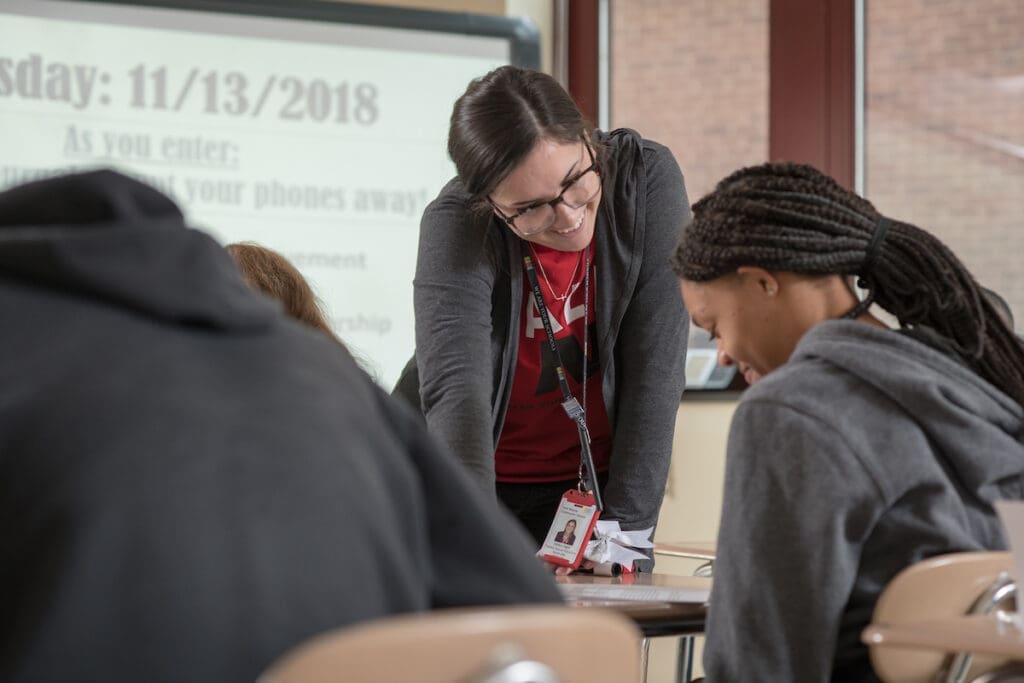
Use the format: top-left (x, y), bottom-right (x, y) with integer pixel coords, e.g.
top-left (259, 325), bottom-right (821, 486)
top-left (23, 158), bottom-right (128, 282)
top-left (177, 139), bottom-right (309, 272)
top-left (561, 394), bottom-right (584, 421)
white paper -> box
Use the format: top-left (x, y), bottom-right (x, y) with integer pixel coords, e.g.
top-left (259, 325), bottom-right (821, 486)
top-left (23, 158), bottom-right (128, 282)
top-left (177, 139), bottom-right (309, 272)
top-left (559, 583), bottom-right (710, 604)
top-left (583, 521), bottom-right (654, 570)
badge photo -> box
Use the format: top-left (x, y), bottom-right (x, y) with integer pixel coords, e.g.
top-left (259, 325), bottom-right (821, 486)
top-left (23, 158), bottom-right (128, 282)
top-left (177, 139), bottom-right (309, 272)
top-left (539, 489), bottom-right (601, 569)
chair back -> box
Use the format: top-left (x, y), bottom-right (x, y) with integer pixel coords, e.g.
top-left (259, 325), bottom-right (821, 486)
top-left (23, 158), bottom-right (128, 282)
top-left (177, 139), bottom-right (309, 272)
top-left (868, 551), bottom-right (1015, 683)
top-left (258, 605), bottom-right (643, 683)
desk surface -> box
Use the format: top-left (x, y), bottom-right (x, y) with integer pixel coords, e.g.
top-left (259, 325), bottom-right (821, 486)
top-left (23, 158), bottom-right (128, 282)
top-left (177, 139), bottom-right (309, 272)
top-left (559, 573), bottom-right (710, 638)
top-left (863, 613), bottom-right (1024, 659)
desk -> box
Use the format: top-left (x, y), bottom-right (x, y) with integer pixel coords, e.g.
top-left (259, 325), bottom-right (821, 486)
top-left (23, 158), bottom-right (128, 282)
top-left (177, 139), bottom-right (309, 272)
top-left (558, 572), bottom-right (710, 638)
top-left (863, 612), bottom-right (1024, 659)
top-left (560, 572), bottom-right (710, 683)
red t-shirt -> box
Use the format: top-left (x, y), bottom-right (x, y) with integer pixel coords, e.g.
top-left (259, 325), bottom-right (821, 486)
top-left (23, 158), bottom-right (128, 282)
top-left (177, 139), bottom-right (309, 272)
top-left (495, 242), bottom-right (612, 482)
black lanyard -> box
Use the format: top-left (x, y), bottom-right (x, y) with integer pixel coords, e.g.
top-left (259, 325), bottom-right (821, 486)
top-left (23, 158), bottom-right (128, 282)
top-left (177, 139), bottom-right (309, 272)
top-left (522, 244), bottom-right (603, 511)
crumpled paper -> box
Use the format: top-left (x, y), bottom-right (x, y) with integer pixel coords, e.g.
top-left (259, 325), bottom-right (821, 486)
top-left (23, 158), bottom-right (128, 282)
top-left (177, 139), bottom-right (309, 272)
top-left (583, 520), bottom-right (654, 572)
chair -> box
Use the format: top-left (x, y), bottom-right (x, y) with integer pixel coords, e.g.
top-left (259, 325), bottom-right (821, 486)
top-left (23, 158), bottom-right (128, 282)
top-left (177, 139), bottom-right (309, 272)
top-left (258, 605), bottom-right (643, 683)
top-left (864, 551), bottom-right (1022, 683)
top-left (654, 541), bottom-right (715, 578)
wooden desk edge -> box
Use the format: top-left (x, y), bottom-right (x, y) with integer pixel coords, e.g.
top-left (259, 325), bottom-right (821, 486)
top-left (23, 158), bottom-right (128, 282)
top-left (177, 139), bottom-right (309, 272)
top-left (654, 542), bottom-right (717, 562)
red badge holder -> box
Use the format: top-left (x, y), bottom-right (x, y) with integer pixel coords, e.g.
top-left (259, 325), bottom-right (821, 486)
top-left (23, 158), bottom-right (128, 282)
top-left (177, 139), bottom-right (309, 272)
top-left (539, 488), bottom-right (601, 570)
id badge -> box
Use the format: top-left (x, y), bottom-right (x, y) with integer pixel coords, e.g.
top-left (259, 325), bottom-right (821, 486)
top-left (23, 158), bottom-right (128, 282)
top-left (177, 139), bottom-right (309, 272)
top-left (539, 489), bottom-right (601, 569)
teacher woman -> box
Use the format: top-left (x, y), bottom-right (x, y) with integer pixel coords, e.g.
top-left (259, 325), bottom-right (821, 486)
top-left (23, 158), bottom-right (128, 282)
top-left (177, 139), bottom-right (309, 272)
top-left (411, 66), bottom-right (690, 569)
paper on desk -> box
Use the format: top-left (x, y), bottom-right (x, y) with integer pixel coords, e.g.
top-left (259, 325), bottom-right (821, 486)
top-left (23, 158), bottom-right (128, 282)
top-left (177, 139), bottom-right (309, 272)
top-left (559, 583), bottom-right (710, 604)
top-left (993, 500), bottom-right (1024, 628)
top-left (584, 521), bottom-right (654, 570)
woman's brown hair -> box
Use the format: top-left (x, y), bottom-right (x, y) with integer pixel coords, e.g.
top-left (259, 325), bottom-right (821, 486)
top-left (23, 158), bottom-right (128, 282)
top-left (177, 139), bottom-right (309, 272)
top-left (226, 242), bottom-right (338, 340)
top-left (448, 65), bottom-right (601, 210)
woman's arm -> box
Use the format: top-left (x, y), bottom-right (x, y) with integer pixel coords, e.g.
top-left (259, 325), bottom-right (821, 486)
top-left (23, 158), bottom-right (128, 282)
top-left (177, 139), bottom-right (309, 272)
top-left (602, 141), bottom-right (690, 547)
top-left (413, 179), bottom-right (501, 495)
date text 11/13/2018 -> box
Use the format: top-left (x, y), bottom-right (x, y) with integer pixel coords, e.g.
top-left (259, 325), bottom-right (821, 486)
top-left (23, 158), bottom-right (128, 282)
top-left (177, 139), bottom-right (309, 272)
top-left (0, 54), bottom-right (379, 125)
top-left (127, 66), bottom-right (379, 124)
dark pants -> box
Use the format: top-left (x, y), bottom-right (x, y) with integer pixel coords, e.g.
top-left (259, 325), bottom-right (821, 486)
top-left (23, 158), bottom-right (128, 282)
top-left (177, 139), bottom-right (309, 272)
top-left (497, 470), bottom-right (610, 546)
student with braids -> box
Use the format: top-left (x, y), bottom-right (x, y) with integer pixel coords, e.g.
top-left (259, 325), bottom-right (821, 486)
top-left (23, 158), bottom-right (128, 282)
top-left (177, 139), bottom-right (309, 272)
top-left (673, 162), bottom-right (1024, 682)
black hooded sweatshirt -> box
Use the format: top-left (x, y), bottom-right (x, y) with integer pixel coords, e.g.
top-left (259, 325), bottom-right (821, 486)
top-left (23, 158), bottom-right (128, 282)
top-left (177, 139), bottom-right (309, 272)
top-left (0, 171), bottom-right (560, 682)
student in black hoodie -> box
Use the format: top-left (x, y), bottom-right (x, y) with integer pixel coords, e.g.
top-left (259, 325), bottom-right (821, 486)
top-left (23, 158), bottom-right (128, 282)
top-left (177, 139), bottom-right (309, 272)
top-left (0, 170), bottom-right (560, 683)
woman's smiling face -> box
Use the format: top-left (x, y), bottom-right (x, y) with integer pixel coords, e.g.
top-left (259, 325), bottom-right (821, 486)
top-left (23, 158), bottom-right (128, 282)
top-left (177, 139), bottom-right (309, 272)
top-left (488, 138), bottom-right (601, 252)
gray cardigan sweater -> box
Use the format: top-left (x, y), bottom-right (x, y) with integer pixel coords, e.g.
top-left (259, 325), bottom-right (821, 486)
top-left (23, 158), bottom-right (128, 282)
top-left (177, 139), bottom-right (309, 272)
top-left (703, 320), bottom-right (1024, 682)
top-left (413, 128), bottom-right (690, 544)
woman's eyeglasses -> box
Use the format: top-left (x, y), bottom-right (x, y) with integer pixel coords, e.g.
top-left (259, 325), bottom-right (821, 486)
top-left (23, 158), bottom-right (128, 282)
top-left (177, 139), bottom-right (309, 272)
top-left (488, 142), bottom-right (601, 236)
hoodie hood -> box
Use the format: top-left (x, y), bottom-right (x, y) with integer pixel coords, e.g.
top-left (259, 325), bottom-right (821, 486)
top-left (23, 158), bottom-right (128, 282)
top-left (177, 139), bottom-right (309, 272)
top-left (788, 319), bottom-right (1024, 503)
top-left (0, 170), bottom-right (274, 330)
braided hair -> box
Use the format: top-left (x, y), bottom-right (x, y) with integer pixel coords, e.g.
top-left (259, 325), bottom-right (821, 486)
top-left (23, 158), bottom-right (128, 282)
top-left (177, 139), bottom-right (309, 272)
top-left (672, 162), bottom-right (1024, 406)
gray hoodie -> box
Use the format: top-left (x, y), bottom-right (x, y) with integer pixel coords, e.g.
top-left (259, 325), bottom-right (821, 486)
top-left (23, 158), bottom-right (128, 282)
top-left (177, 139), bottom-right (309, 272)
top-left (703, 320), bottom-right (1024, 682)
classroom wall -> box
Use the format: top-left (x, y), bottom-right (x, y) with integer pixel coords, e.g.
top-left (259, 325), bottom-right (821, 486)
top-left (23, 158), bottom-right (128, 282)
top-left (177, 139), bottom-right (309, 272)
top-left (611, 0), bottom-right (769, 202)
top-left (657, 399), bottom-right (733, 552)
top-left (649, 398), bottom-right (735, 681)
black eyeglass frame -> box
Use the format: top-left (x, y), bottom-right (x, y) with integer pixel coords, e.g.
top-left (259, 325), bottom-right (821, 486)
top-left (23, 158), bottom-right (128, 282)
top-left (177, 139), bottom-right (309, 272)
top-left (487, 141), bottom-right (600, 236)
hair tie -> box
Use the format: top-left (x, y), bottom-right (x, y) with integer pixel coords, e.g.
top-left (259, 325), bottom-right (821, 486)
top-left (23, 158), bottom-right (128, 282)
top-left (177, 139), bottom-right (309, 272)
top-left (857, 216), bottom-right (892, 289)
top-left (843, 216), bottom-right (891, 319)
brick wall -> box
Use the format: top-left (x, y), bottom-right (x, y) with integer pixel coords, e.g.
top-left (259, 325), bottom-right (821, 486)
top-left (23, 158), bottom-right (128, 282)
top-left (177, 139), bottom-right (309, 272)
top-left (611, 0), bottom-right (1023, 327)
top-left (866, 0), bottom-right (1024, 326)
top-left (609, 0), bottom-right (769, 203)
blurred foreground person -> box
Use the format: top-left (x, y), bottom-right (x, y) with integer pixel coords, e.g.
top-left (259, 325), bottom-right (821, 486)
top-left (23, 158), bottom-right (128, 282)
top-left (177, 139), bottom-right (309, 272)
top-left (0, 171), bottom-right (560, 683)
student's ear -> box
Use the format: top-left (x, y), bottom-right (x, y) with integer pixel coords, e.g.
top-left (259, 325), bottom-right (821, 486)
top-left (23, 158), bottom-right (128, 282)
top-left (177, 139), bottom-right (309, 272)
top-left (736, 266), bottom-right (780, 298)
